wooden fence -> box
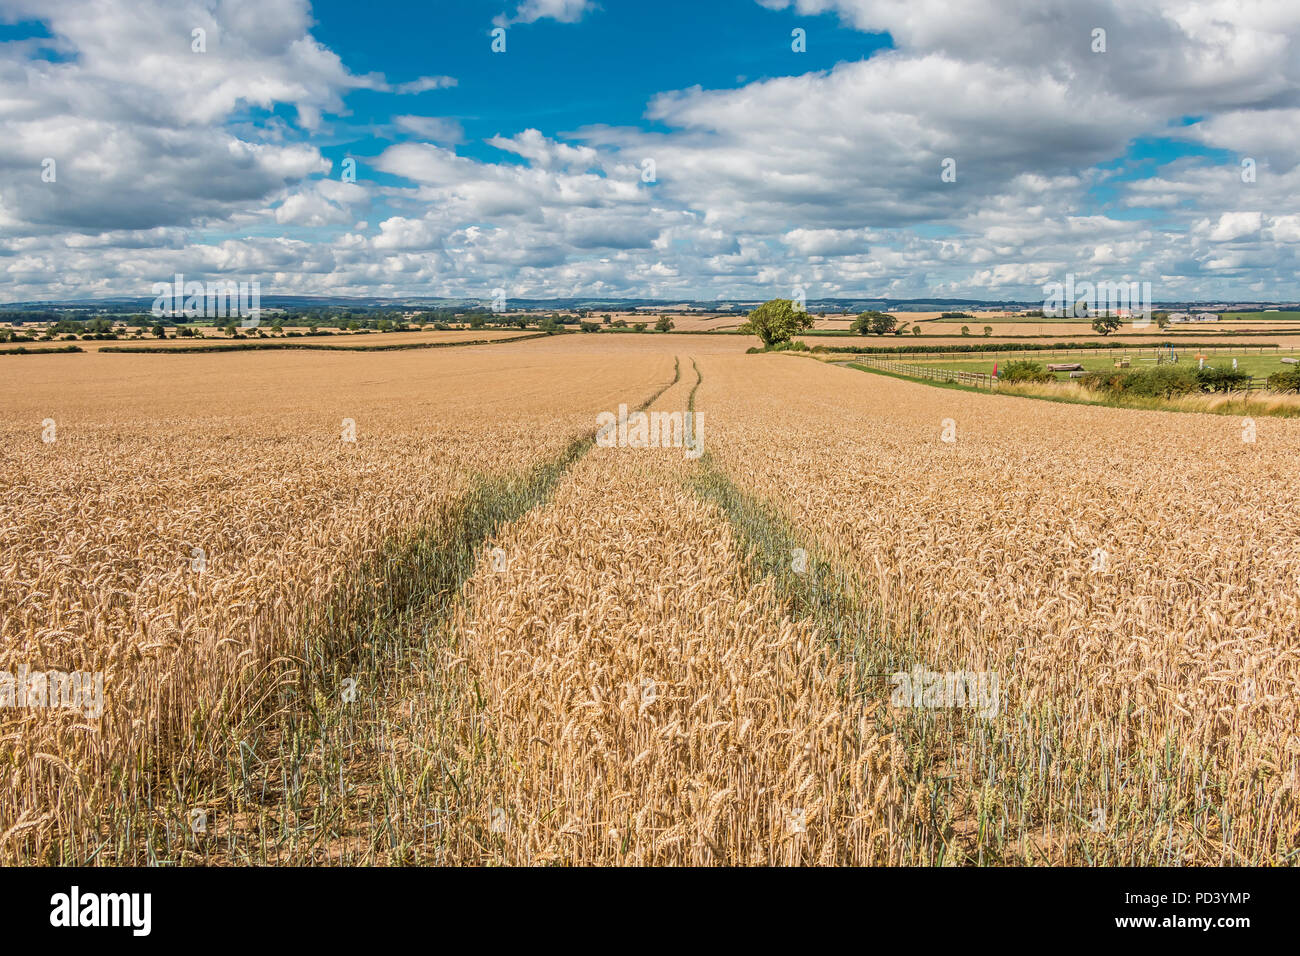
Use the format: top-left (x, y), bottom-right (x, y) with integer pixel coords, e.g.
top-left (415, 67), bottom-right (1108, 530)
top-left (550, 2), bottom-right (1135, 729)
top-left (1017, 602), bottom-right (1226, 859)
top-left (851, 344), bottom-right (1300, 364)
top-left (854, 355), bottom-right (1281, 392)
top-left (855, 357), bottom-right (999, 389)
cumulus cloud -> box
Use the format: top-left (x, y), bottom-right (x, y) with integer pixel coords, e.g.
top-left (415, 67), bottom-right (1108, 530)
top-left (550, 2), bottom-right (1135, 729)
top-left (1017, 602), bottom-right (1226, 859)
top-left (274, 179), bottom-right (368, 227)
top-left (0, 0), bottom-right (365, 239)
top-left (4, 0), bottom-right (1300, 302)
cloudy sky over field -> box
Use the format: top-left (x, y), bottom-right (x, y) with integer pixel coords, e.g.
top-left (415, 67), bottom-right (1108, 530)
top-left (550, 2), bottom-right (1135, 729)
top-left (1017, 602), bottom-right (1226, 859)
top-left (2, 0), bottom-right (1299, 302)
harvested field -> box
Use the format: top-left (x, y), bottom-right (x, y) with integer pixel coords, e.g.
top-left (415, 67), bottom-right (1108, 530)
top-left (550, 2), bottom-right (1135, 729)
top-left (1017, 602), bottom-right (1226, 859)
top-left (44, 327), bottom-right (535, 351)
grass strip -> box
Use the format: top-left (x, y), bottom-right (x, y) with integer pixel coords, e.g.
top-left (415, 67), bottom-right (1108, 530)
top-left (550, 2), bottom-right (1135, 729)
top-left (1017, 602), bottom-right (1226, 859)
top-left (841, 359), bottom-right (1300, 418)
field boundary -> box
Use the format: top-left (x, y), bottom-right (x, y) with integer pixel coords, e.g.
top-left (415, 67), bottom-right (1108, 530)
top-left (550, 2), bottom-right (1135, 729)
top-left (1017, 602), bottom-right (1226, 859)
top-left (811, 341), bottom-right (1290, 357)
top-left (836, 358), bottom-right (1300, 418)
top-left (802, 328), bottom-right (1300, 340)
top-left (829, 344), bottom-right (1298, 362)
top-left (96, 331), bottom-right (553, 354)
top-left (0, 344), bottom-right (84, 355)
top-left (853, 356), bottom-right (1000, 389)
top-left (854, 353), bottom-right (1294, 393)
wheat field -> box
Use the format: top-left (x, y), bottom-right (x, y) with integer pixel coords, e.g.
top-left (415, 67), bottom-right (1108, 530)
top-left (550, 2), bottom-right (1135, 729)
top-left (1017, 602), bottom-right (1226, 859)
top-left (0, 343), bottom-right (673, 863)
top-left (701, 353), bottom-right (1300, 864)
top-left (1, 336), bottom-right (1295, 865)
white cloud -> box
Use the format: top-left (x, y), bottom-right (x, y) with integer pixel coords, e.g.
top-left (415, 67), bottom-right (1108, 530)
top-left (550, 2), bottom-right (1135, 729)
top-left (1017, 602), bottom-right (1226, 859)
top-left (274, 179), bottom-right (367, 226)
top-left (782, 228), bottom-right (871, 256)
top-left (4, 0), bottom-right (1300, 302)
top-left (493, 0), bottom-right (597, 28)
top-left (394, 115), bottom-right (465, 144)
top-left (392, 76), bottom-right (458, 94)
top-left (1202, 211), bottom-right (1263, 242)
top-left (487, 129), bottom-right (599, 170)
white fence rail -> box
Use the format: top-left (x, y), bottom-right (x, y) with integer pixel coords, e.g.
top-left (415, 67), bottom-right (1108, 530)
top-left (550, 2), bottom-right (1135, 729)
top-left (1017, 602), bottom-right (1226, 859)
top-left (853, 352), bottom-right (1295, 393)
top-left (856, 357), bottom-right (998, 389)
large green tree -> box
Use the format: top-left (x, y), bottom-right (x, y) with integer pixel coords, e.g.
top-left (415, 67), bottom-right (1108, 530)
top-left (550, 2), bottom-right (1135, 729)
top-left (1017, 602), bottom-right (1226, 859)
top-left (1091, 314), bottom-right (1122, 335)
top-left (741, 298), bottom-right (813, 347)
top-left (852, 310), bottom-right (898, 335)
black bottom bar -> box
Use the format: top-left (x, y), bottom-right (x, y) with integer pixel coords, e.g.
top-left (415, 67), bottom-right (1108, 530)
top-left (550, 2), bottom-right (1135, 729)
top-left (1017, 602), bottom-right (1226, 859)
top-left (0, 866), bottom-right (1277, 943)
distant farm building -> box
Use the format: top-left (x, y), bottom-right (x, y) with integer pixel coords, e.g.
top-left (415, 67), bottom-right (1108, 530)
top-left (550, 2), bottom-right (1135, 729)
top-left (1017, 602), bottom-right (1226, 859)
top-left (1167, 312), bottom-right (1218, 323)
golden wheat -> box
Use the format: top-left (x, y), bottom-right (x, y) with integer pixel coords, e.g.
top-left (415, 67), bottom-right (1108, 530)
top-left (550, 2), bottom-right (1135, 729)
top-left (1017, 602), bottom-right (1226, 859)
top-left (3, 336), bottom-right (1295, 866)
top-left (0, 345), bottom-right (674, 863)
top-left (426, 374), bottom-right (890, 864)
top-left (699, 353), bottom-right (1300, 864)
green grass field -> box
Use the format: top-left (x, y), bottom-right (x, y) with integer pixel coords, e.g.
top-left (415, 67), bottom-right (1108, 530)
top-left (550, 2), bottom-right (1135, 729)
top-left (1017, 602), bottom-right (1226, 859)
top-left (924, 310), bottom-right (1300, 324)
top-left (1220, 311), bottom-right (1300, 321)
top-left (924, 315), bottom-right (1094, 324)
top-left (907, 349), bottom-right (1300, 380)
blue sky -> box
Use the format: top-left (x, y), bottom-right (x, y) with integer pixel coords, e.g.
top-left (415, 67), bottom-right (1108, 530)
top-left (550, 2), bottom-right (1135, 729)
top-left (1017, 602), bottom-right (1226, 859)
top-left (311, 0), bottom-right (889, 157)
top-left (306, 0), bottom-right (893, 236)
top-left (1, 0), bottom-right (1298, 303)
